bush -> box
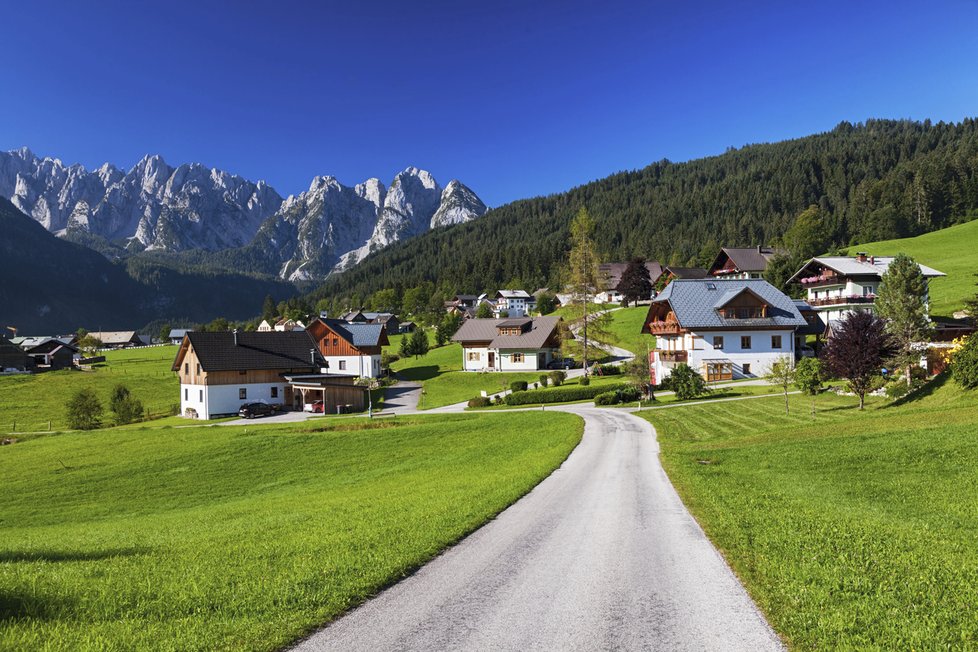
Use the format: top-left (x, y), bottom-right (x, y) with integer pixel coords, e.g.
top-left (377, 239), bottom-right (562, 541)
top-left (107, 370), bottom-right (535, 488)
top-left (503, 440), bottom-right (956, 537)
top-left (579, 377), bottom-right (590, 386)
top-left (669, 363), bottom-right (709, 401)
top-left (110, 384), bottom-right (144, 425)
top-left (467, 396), bottom-right (491, 408)
top-left (381, 351), bottom-right (400, 367)
top-left (884, 382), bottom-right (910, 399)
top-left (593, 385), bottom-right (642, 406)
top-left (504, 383), bottom-right (630, 406)
top-left (594, 391), bottom-right (618, 406)
top-left (510, 380), bottom-right (528, 392)
top-left (594, 364), bottom-right (622, 376)
top-left (66, 388), bottom-right (103, 430)
top-left (952, 334), bottom-right (978, 389)
top-left (539, 374), bottom-right (549, 387)
top-left (548, 370), bottom-right (566, 387)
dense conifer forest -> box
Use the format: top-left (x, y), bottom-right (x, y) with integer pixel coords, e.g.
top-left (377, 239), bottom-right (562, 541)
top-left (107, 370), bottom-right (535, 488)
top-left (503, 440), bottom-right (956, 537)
top-left (310, 119), bottom-right (978, 303)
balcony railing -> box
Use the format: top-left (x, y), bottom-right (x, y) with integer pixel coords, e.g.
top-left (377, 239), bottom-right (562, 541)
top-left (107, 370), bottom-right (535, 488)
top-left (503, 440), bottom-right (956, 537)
top-left (809, 295), bottom-right (876, 307)
top-left (656, 350), bottom-right (688, 363)
top-left (800, 274), bottom-right (846, 288)
top-left (647, 321), bottom-right (682, 335)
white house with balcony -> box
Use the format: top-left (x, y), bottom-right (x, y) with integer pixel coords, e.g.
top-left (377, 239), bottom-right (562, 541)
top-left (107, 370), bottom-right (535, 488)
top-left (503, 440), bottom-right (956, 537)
top-left (642, 279), bottom-right (808, 383)
top-left (493, 290), bottom-right (535, 317)
top-left (788, 254), bottom-right (944, 324)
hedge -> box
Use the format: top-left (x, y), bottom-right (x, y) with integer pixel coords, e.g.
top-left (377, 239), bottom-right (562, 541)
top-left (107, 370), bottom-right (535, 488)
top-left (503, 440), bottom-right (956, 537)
top-left (504, 382), bottom-right (631, 406)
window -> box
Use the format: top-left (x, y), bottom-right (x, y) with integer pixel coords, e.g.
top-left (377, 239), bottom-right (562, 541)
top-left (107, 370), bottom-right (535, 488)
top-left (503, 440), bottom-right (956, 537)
top-left (184, 388), bottom-right (188, 400)
top-left (771, 335), bottom-right (782, 349)
top-left (339, 360), bottom-right (346, 370)
top-left (199, 390), bottom-right (203, 401)
top-left (741, 336), bottom-right (752, 349)
top-left (196, 363), bottom-right (201, 375)
top-left (512, 352), bottom-right (525, 363)
top-left (743, 363), bottom-right (752, 375)
top-left (713, 336), bottom-right (724, 349)
top-left (332, 338), bottom-right (339, 346)
top-left (271, 387), bottom-right (278, 398)
top-left (239, 388), bottom-right (247, 400)
top-left (184, 362), bottom-right (189, 374)
top-left (467, 351), bottom-right (480, 361)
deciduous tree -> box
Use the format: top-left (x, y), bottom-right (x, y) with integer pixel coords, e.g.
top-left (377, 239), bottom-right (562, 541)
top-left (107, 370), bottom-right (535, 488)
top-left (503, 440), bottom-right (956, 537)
top-left (67, 388), bottom-right (103, 430)
top-left (618, 258), bottom-right (653, 307)
top-left (823, 311), bottom-right (894, 409)
top-left (566, 207), bottom-right (601, 375)
top-left (794, 357), bottom-right (825, 417)
top-left (765, 355), bottom-right (796, 415)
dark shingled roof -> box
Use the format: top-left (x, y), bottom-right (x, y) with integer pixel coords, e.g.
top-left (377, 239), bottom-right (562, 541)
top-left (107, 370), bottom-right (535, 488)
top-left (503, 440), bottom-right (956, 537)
top-left (453, 316), bottom-right (561, 349)
top-left (317, 319), bottom-right (388, 348)
top-left (664, 266), bottom-right (709, 279)
top-left (648, 279), bottom-right (806, 330)
top-left (175, 331), bottom-right (324, 372)
top-left (711, 247), bottom-right (782, 274)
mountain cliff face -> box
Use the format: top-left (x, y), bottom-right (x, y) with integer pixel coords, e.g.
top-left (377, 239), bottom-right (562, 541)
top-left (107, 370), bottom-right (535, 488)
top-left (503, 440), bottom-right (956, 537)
top-left (0, 148), bottom-right (488, 280)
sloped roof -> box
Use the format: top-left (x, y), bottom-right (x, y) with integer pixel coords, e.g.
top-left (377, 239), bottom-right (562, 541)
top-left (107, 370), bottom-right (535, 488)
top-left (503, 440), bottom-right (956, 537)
top-left (711, 247), bottom-right (782, 273)
top-left (168, 329), bottom-right (192, 339)
top-left (647, 279), bottom-right (806, 330)
top-left (452, 316), bottom-right (561, 349)
top-left (792, 299), bottom-right (827, 336)
top-left (316, 319), bottom-right (388, 348)
top-left (89, 331), bottom-right (141, 345)
top-left (599, 261), bottom-right (665, 288)
top-left (788, 256), bottom-right (945, 283)
top-left (496, 289), bottom-right (532, 299)
top-left (664, 266), bottom-right (709, 279)
top-left (173, 331), bottom-right (324, 372)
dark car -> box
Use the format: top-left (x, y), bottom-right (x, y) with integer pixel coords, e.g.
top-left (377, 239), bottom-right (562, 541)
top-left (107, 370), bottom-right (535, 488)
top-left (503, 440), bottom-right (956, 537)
top-left (239, 402), bottom-right (274, 419)
top-left (547, 358), bottom-right (576, 370)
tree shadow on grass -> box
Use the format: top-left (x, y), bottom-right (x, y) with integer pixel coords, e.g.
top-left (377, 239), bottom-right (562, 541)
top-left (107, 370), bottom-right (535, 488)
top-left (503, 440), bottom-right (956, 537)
top-left (885, 371), bottom-right (950, 408)
top-left (394, 366), bottom-right (440, 382)
top-left (0, 547), bottom-right (148, 563)
top-left (0, 590), bottom-right (73, 622)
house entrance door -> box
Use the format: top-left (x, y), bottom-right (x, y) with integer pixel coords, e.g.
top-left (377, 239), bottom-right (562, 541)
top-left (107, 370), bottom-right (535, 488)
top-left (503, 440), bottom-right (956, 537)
top-left (488, 352), bottom-right (495, 369)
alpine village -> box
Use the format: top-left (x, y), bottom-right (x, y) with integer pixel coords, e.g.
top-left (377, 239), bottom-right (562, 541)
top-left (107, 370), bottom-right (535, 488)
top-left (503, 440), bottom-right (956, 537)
top-left (4, 5), bottom-right (978, 652)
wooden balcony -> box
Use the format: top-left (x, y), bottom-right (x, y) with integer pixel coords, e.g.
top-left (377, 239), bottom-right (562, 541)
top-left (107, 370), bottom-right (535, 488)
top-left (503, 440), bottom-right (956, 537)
top-left (647, 320), bottom-right (682, 335)
top-left (800, 275), bottom-right (846, 288)
top-left (656, 350), bottom-right (688, 363)
top-left (809, 295), bottom-right (875, 307)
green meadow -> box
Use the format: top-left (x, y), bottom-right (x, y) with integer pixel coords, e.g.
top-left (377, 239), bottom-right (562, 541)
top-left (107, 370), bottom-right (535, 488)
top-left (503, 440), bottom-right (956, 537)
top-left (640, 378), bottom-right (978, 650)
top-left (0, 412), bottom-right (582, 651)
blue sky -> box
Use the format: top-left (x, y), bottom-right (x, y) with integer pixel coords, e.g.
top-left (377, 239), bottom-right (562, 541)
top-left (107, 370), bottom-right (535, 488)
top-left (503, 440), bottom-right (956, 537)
top-left (2, 0), bottom-right (977, 206)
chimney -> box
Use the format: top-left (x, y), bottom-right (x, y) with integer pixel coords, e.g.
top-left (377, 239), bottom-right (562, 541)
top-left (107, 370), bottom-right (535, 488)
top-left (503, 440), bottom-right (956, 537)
top-left (233, 329), bottom-right (238, 346)
top-left (320, 310), bottom-right (328, 319)
top-left (310, 348), bottom-right (316, 366)
top-left (856, 252), bottom-right (868, 263)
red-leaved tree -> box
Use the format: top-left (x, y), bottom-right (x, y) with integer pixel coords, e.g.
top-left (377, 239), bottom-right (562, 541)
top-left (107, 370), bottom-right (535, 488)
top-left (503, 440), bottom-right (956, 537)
top-left (822, 311), bottom-right (895, 410)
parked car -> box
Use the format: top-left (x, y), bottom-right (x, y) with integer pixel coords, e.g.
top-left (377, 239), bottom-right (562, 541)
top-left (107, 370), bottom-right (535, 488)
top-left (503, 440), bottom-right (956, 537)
top-left (239, 402), bottom-right (274, 419)
top-left (303, 400), bottom-right (324, 413)
top-left (548, 358), bottom-right (576, 369)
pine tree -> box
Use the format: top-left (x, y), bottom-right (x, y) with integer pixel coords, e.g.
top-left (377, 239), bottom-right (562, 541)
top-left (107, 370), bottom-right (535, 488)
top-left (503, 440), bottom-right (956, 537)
top-left (875, 254), bottom-right (931, 386)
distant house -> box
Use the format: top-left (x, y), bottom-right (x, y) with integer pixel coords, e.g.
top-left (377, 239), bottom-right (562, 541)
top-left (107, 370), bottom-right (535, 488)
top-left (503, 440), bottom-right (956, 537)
top-left (787, 253), bottom-right (945, 324)
top-left (643, 279), bottom-right (807, 383)
top-left (22, 338), bottom-right (78, 370)
top-left (88, 331), bottom-right (144, 349)
top-left (257, 320), bottom-right (274, 332)
top-left (0, 334), bottom-right (29, 371)
top-left (494, 290), bottom-right (535, 317)
top-left (708, 247), bottom-right (782, 279)
top-left (274, 319), bottom-right (305, 332)
top-left (171, 330), bottom-right (365, 419)
top-left (341, 310), bottom-right (368, 323)
top-left (306, 318), bottom-right (389, 378)
top-left (342, 311), bottom-right (402, 335)
top-left (452, 316), bottom-right (563, 372)
top-left (661, 266), bottom-right (709, 283)
top-left (598, 262), bottom-right (665, 303)
top-left (398, 320), bottom-right (417, 334)
top-left (169, 329), bottom-right (193, 345)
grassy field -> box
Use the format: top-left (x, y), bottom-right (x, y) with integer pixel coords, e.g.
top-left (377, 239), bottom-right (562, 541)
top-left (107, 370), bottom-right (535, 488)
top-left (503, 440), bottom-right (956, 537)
top-left (0, 346), bottom-right (178, 432)
top-left (639, 378), bottom-right (978, 649)
top-left (603, 306), bottom-right (651, 357)
top-left (0, 412), bottom-right (582, 651)
top-left (848, 218), bottom-right (978, 316)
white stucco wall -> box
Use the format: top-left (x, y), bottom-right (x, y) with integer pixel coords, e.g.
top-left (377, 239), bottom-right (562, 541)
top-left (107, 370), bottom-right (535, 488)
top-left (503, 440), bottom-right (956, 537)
top-left (181, 381), bottom-right (288, 419)
top-left (653, 328), bottom-right (796, 382)
top-left (322, 354), bottom-right (382, 378)
top-left (461, 346), bottom-right (552, 371)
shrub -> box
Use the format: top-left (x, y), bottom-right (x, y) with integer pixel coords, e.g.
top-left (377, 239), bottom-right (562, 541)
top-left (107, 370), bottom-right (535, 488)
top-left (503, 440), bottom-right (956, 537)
top-left (594, 391), bottom-right (618, 406)
top-left (669, 363), bottom-right (709, 401)
top-left (952, 333), bottom-right (978, 389)
top-left (381, 351), bottom-right (400, 367)
top-left (110, 384), bottom-right (144, 425)
top-left (532, 382), bottom-right (539, 389)
top-left (504, 383), bottom-right (630, 406)
top-left (510, 380), bottom-right (528, 392)
top-left (467, 396), bottom-right (491, 408)
top-left (549, 370), bottom-right (566, 387)
top-left (66, 388), bottom-right (103, 430)
top-left (884, 382), bottom-right (910, 399)
top-left (594, 364), bottom-right (622, 376)
top-left (592, 385), bottom-right (642, 406)
top-left (579, 377), bottom-right (590, 386)
top-left (539, 374), bottom-right (549, 387)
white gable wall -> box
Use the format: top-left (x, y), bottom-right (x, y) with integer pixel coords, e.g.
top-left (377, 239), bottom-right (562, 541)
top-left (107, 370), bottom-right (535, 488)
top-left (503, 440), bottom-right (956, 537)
top-left (653, 327), bottom-right (796, 382)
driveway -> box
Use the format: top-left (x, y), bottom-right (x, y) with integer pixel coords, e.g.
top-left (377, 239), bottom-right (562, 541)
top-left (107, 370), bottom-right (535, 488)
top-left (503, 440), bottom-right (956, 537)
top-left (221, 409), bottom-right (318, 427)
top-left (382, 381), bottom-right (422, 412)
top-left (291, 406), bottom-right (783, 651)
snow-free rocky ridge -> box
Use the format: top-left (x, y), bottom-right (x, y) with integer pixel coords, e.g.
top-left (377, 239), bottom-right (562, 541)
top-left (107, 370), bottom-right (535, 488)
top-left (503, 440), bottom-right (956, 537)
top-left (0, 148), bottom-right (488, 280)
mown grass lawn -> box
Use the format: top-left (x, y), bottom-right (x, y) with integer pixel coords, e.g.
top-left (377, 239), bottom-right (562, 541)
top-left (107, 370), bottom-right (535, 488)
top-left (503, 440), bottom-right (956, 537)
top-left (0, 346), bottom-right (178, 432)
top-left (418, 371), bottom-right (544, 408)
top-left (848, 218), bottom-right (978, 316)
top-left (0, 412), bottom-right (582, 651)
top-left (638, 379), bottom-right (978, 649)
top-left (603, 306), bottom-right (651, 357)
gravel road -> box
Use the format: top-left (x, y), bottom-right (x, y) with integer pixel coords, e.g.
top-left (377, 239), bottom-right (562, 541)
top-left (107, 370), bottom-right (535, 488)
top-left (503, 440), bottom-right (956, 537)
top-left (291, 406), bottom-right (783, 651)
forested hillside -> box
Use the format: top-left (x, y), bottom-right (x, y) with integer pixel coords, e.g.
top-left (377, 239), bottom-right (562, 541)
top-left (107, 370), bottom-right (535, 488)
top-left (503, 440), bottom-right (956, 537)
top-left (311, 119), bottom-right (978, 303)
